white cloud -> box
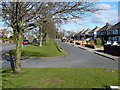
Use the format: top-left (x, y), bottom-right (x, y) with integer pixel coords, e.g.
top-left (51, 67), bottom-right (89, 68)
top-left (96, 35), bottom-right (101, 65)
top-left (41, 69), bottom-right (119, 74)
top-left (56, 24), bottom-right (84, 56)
top-left (96, 3), bottom-right (115, 9)
top-left (98, 0), bottom-right (119, 2)
top-left (92, 9), bottom-right (118, 25)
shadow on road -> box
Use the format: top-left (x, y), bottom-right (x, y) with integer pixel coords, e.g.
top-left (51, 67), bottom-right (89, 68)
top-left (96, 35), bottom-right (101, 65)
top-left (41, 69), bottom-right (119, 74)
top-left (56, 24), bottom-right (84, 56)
top-left (2, 53), bottom-right (29, 69)
top-left (2, 53), bottom-right (15, 71)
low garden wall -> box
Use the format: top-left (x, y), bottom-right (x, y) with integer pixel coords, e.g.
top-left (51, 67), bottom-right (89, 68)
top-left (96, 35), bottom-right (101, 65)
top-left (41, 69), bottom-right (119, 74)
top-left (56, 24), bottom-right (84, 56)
top-left (104, 45), bottom-right (120, 56)
top-left (85, 44), bottom-right (96, 49)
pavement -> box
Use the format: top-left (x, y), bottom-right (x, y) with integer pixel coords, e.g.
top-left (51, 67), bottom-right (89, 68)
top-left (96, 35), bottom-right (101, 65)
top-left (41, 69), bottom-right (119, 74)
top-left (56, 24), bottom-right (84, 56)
top-left (66, 42), bottom-right (119, 61)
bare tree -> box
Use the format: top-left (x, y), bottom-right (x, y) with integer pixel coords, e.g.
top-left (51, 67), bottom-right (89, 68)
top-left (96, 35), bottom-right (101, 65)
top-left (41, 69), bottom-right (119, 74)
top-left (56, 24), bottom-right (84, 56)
top-left (35, 1), bottom-right (101, 44)
top-left (1, 1), bottom-right (101, 73)
top-left (1, 2), bottom-right (41, 73)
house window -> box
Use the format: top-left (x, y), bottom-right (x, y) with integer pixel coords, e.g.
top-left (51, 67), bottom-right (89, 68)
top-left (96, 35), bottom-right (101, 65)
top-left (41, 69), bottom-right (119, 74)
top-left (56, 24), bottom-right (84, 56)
top-left (107, 31), bottom-right (109, 35)
top-left (119, 29), bottom-right (120, 34)
top-left (113, 37), bottom-right (117, 41)
top-left (110, 30), bottom-right (112, 34)
top-left (118, 36), bottom-right (120, 42)
top-left (97, 32), bottom-right (99, 35)
top-left (113, 30), bottom-right (118, 35)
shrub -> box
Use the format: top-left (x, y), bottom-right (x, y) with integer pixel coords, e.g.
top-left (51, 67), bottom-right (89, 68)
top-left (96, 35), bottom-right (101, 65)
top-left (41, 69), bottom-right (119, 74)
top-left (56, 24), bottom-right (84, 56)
top-left (94, 38), bottom-right (102, 45)
top-left (86, 40), bottom-right (90, 44)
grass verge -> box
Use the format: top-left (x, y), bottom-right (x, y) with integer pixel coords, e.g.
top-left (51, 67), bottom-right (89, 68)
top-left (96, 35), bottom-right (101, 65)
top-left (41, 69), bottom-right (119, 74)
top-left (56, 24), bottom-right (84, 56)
top-left (2, 68), bottom-right (119, 88)
top-left (9, 40), bottom-right (67, 57)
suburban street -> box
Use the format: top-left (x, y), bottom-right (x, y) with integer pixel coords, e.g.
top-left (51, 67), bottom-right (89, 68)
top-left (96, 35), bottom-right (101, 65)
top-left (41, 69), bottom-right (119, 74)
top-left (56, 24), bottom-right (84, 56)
top-left (1, 2), bottom-right (119, 88)
top-left (2, 41), bottom-right (118, 69)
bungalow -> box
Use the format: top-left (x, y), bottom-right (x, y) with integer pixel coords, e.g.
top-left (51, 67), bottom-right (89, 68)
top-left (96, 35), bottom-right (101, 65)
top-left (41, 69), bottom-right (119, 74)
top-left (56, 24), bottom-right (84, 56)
top-left (107, 22), bottom-right (120, 42)
top-left (89, 26), bottom-right (101, 39)
top-left (97, 23), bottom-right (113, 41)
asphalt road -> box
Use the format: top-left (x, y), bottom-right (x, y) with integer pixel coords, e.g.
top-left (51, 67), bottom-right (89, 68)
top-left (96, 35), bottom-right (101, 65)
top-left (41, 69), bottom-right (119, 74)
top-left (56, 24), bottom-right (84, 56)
top-left (2, 41), bottom-right (118, 68)
top-left (0, 43), bottom-right (16, 53)
top-left (0, 43), bottom-right (15, 67)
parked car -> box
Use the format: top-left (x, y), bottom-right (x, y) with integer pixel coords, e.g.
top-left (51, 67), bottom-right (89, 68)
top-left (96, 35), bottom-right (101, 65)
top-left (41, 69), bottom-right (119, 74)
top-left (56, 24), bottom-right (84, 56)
top-left (22, 40), bottom-right (29, 44)
top-left (61, 39), bottom-right (66, 42)
top-left (61, 37), bottom-right (66, 42)
top-left (32, 38), bottom-right (38, 42)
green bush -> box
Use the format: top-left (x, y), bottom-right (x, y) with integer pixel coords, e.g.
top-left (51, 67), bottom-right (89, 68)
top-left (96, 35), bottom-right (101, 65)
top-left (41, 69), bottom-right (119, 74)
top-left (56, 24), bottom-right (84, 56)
top-left (86, 40), bottom-right (89, 44)
top-left (94, 38), bottom-right (102, 45)
top-left (2, 38), bottom-right (14, 41)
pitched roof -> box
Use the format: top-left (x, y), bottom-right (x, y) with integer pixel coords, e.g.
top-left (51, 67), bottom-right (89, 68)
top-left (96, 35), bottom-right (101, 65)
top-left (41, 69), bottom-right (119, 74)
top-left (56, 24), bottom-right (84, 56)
top-left (80, 29), bottom-right (86, 34)
top-left (90, 26), bottom-right (101, 32)
top-left (108, 22), bottom-right (120, 30)
top-left (84, 28), bottom-right (91, 35)
top-left (74, 32), bottom-right (79, 36)
top-left (98, 23), bottom-right (112, 32)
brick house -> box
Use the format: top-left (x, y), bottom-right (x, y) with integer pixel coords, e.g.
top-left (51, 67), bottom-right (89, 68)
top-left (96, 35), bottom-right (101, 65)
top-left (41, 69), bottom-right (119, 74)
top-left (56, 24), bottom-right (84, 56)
top-left (76, 31), bottom-right (82, 40)
top-left (75, 30), bottom-right (86, 40)
top-left (74, 32), bottom-right (80, 40)
top-left (89, 26), bottom-right (101, 39)
top-left (107, 22), bottom-right (120, 42)
top-left (97, 23), bottom-right (113, 41)
top-left (70, 32), bottom-right (78, 40)
top-left (80, 29), bottom-right (86, 40)
top-left (82, 28), bottom-right (91, 39)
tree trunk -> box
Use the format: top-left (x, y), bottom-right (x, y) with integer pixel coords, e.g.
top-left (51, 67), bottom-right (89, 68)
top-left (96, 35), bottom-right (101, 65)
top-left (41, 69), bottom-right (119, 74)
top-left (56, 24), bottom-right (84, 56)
top-left (39, 26), bottom-right (43, 47)
top-left (46, 32), bottom-right (49, 43)
top-left (39, 33), bottom-right (43, 47)
top-left (14, 33), bottom-right (22, 73)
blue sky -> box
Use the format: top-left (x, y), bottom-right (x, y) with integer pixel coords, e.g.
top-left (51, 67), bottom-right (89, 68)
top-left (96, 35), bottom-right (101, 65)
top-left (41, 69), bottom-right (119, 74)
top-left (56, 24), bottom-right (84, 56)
top-left (59, 2), bottom-right (119, 32)
top-left (0, 1), bottom-right (119, 32)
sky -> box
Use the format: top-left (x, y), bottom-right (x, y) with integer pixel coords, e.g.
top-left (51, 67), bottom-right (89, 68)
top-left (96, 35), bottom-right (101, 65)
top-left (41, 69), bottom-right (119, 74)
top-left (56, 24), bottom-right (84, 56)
top-left (0, 1), bottom-right (119, 32)
top-left (59, 2), bottom-right (119, 32)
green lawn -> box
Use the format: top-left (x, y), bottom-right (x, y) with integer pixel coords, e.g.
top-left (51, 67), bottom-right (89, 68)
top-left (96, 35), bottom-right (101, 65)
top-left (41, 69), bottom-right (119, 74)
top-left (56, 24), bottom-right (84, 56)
top-left (9, 40), bottom-right (66, 57)
top-left (2, 68), bottom-right (119, 88)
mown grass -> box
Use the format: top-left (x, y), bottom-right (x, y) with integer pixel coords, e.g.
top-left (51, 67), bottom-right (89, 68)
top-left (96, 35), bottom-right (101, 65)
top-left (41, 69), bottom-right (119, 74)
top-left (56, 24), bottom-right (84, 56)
top-left (2, 68), bottom-right (119, 88)
top-left (9, 40), bottom-right (66, 57)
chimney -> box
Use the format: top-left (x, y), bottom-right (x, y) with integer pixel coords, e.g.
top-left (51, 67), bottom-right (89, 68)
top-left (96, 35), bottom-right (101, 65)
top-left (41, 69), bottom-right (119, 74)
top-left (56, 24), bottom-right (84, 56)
top-left (106, 23), bottom-right (110, 26)
top-left (96, 26), bottom-right (98, 28)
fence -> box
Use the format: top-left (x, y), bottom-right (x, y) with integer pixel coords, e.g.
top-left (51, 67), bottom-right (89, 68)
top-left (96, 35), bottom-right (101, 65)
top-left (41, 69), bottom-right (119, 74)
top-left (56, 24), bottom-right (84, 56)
top-left (104, 45), bottom-right (120, 56)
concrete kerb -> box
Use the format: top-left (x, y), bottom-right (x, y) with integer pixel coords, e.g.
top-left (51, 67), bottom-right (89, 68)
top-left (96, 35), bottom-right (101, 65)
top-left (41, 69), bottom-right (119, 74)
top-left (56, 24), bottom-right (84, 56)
top-left (66, 42), bottom-right (118, 61)
top-left (94, 52), bottom-right (118, 61)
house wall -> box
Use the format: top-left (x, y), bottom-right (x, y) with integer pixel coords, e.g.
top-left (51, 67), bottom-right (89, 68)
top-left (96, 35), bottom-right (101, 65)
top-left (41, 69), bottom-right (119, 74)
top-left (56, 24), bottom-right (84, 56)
top-left (107, 29), bottom-right (120, 42)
